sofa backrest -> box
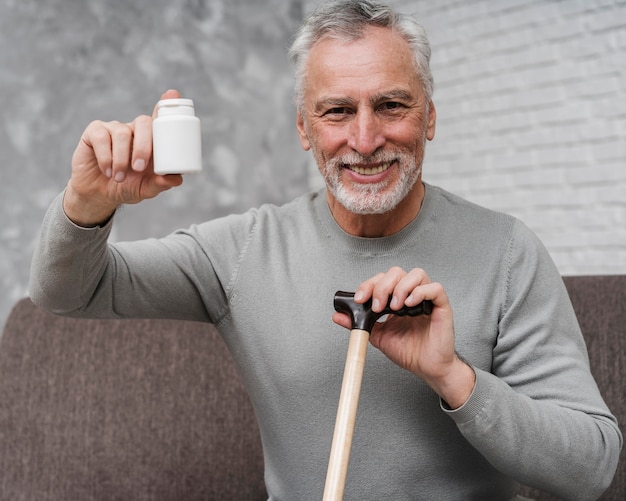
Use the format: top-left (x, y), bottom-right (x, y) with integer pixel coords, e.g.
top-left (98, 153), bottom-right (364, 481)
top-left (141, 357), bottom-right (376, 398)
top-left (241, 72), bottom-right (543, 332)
top-left (0, 276), bottom-right (624, 500)
top-left (0, 301), bottom-right (267, 501)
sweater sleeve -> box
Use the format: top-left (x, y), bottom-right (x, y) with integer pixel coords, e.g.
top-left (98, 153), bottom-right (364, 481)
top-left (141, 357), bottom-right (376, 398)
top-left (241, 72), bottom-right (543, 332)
top-left (443, 220), bottom-right (622, 500)
top-left (29, 191), bottom-right (116, 316)
top-left (29, 191), bottom-right (245, 322)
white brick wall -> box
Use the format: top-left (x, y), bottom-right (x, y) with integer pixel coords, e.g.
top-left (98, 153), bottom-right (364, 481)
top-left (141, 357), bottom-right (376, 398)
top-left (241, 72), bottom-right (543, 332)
top-left (306, 0), bottom-right (626, 275)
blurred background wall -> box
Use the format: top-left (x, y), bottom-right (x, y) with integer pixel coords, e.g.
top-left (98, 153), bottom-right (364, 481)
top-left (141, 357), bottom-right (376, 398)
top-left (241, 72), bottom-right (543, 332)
top-left (1, 0), bottom-right (625, 330)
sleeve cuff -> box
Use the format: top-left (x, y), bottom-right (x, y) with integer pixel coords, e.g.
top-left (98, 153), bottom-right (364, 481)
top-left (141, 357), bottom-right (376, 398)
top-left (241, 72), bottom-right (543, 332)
top-left (440, 368), bottom-right (496, 425)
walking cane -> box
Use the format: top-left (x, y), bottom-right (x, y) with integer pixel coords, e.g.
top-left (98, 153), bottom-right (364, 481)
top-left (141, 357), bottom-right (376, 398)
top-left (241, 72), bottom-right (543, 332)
top-left (322, 291), bottom-right (433, 501)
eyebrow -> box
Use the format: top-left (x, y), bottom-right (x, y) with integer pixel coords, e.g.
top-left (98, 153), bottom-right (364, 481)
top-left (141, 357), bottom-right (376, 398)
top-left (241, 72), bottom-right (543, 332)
top-left (313, 89), bottom-right (416, 113)
top-left (314, 97), bottom-right (356, 113)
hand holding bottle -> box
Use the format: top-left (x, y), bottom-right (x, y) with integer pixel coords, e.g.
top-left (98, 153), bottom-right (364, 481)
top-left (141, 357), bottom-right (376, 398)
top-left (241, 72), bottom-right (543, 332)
top-left (63, 89), bottom-right (188, 227)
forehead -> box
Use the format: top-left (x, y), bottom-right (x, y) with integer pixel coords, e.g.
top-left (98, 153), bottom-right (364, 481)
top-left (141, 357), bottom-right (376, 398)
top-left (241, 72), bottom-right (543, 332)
top-left (304, 26), bottom-right (421, 102)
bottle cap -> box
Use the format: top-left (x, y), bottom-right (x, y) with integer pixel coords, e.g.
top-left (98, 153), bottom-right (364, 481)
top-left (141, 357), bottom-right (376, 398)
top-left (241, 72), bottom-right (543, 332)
top-left (156, 98), bottom-right (195, 116)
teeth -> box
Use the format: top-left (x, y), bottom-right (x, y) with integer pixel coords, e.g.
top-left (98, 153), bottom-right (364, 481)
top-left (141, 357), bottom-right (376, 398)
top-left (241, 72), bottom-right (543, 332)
top-left (351, 162), bottom-right (392, 175)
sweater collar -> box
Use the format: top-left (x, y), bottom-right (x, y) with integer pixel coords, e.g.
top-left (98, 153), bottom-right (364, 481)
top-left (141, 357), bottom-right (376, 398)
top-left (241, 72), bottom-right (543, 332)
top-left (313, 183), bottom-right (437, 255)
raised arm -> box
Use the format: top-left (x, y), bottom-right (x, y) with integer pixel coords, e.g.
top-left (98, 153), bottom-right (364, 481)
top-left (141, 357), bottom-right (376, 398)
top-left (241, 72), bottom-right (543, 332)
top-left (29, 90), bottom-right (209, 318)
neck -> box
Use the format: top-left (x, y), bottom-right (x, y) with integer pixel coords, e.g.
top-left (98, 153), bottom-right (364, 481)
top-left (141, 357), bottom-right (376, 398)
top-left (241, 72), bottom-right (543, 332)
top-left (327, 181), bottom-right (426, 238)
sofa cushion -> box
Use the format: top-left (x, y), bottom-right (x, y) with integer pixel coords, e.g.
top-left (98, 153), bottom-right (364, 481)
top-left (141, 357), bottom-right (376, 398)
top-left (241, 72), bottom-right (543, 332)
top-left (0, 299), bottom-right (266, 501)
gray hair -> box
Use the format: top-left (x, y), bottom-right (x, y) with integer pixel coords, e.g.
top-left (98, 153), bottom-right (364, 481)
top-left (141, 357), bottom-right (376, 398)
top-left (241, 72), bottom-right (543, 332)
top-left (288, 0), bottom-right (434, 111)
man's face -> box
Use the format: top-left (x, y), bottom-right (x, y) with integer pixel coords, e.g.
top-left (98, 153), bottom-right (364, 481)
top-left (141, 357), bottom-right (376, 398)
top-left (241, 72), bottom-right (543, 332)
top-left (296, 26), bottom-right (436, 215)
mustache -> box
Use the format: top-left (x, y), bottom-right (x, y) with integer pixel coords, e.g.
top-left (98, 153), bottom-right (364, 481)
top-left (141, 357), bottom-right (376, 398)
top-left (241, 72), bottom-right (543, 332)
top-left (330, 150), bottom-right (402, 169)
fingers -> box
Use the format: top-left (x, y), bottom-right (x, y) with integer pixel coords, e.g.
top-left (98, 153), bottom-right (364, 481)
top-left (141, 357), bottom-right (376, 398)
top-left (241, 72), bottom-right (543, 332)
top-left (77, 91), bottom-right (181, 183)
top-left (109, 121), bottom-right (133, 182)
top-left (355, 267), bottom-right (446, 312)
top-left (129, 115), bottom-right (153, 173)
top-left (80, 120), bottom-right (113, 175)
top-left (81, 116), bottom-right (154, 183)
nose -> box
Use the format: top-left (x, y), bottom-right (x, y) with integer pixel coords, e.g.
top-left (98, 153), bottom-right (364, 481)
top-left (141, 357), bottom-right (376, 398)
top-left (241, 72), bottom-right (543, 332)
top-left (347, 109), bottom-right (385, 157)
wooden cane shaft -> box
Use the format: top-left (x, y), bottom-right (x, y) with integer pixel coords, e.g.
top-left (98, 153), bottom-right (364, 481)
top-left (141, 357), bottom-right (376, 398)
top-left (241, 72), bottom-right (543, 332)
top-left (322, 328), bottom-right (370, 501)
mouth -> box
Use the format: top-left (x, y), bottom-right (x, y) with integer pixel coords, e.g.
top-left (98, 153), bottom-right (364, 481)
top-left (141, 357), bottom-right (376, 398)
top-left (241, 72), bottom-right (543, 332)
top-left (346, 161), bottom-right (394, 176)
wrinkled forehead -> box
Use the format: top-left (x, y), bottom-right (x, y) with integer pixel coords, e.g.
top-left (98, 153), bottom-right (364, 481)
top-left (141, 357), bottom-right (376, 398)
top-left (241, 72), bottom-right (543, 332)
top-left (304, 26), bottom-right (421, 95)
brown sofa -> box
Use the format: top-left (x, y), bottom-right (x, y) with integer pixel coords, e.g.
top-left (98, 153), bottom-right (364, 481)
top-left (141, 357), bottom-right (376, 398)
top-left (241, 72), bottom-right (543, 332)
top-left (0, 276), bottom-right (623, 500)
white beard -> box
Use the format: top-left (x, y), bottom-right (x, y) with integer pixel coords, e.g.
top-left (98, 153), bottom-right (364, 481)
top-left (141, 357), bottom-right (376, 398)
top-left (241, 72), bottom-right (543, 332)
top-left (317, 148), bottom-right (423, 215)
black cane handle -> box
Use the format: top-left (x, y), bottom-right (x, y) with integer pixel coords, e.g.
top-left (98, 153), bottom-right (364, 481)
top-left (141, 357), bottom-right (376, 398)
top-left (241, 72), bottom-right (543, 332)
top-left (334, 291), bottom-right (434, 333)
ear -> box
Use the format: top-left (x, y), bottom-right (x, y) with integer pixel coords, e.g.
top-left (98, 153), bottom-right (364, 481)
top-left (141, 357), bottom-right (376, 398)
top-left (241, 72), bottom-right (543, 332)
top-left (426, 100), bottom-right (436, 141)
top-left (296, 111), bottom-right (311, 151)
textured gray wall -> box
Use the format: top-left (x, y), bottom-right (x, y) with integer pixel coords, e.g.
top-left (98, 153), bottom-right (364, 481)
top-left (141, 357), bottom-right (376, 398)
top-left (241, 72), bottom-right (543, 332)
top-left (1, 0), bottom-right (310, 328)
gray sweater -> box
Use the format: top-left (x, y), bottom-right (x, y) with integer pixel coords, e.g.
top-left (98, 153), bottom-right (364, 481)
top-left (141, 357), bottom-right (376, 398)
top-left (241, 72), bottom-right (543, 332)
top-left (30, 183), bottom-right (621, 500)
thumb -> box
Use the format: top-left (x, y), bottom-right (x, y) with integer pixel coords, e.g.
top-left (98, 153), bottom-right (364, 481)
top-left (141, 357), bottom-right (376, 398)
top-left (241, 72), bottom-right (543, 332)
top-left (152, 89), bottom-right (182, 118)
top-left (332, 312), bottom-right (352, 330)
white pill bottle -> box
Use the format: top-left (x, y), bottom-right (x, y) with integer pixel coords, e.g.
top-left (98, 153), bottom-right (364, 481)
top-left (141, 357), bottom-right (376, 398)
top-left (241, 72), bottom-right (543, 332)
top-left (152, 98), bottom-right (202, 174)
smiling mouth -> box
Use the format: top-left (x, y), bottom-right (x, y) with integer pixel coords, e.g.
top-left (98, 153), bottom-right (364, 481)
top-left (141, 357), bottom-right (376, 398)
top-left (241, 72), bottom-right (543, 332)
top-left (347, 161), bottom-right (394, 176)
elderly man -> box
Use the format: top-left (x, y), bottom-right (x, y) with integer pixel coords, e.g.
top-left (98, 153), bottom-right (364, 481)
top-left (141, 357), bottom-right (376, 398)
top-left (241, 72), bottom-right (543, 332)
top-left (30, 1), bottom-right (621, 499)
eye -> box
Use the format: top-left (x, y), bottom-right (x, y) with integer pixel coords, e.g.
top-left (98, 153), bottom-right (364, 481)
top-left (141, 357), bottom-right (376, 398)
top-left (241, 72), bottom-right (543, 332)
top-left (325, 107), bottom-right (349, 116)
top-left (322, 106), bottom-right (354, 121)
top-left (379, 101), bottom-right (404, 112)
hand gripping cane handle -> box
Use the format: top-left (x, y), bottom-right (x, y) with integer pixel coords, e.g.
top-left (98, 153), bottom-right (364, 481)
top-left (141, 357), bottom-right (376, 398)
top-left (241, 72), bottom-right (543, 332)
top-left (322, 292), bottom-right (433, 501)
top-left (333, 290), bottom-right (434, 331)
